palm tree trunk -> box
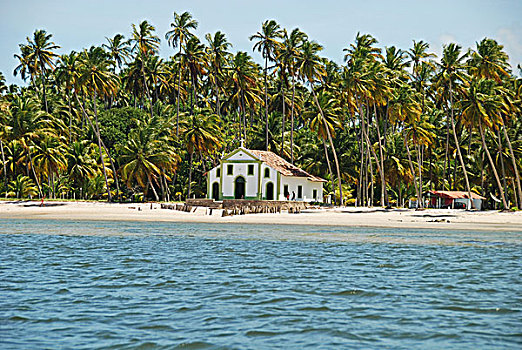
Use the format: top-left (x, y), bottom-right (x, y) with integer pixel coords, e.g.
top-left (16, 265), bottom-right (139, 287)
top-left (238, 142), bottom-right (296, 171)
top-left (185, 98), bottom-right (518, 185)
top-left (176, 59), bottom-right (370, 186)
top-left (40, 60), bottom-right (48, 113)
top-left (74, 92), bottom-right (120, 201)
top-left (280, 77), bottom-right (285, 157)
top-left (93, 92), bottom-right (112, 202)
top-left (415, 144), bottom-right (424, 208)
top-left (176, 47), bottom-right (182, 138)
top-left (362, 105), bottom-right (385, 206)
top-left (290, 74), bottom-right (296, 164)
top-left (100, 139), bottom-right (120, 202)
top-left (141, 56), bottom-right (154, 119)
top-left (497, 127), bottom-right (509, 203)
top-left (311, 88), bottom-right (343, 206)
top-left (241, 91), bottom-right (247, 141)
top-left (449, 83), bottom-right (474, 209)
top-left (373, 103), bottom-right (388, 206)
top-left (369, 150), bottom-right (374, 206)
top-left (364, 145), bottom-right (369, 206)
top-left (147, 173), bottom-right (159, 201)
top-left (404, 132), bottom-right (420, 209)
top-left (502, 118), bottom-right (522, 209)
top-left (442, 110), bottom-right (451, 190)
top-left (187, 151), bottom-right (194, 198)
top-left (0, 140), bottom-right (7, 197)
top-left (358, 121), bottom-right (365, 207)
top-left (26, 146), bottom-right (42, 198)
top-left (67, 90), bottom-right (73, 143)
top-left (323, 140), bottom-right (335, 206)
top-left (479, 120), bottom-right (508, 209)
top-left (264, 56), bottom-right (269, 151)
top-left (213, 78), bottom-right (220, 117)
top-left (190, 73), bottom-right (196, 117)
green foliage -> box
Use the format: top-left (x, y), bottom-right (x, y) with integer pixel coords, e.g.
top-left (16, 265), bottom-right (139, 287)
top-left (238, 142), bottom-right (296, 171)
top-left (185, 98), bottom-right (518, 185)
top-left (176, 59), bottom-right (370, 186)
top-left (7, 175), bottom-right (38, 198)
top-left (98, 107), bottom-right (143, 150)
top-left (1, 16), bottom-right (521, 209)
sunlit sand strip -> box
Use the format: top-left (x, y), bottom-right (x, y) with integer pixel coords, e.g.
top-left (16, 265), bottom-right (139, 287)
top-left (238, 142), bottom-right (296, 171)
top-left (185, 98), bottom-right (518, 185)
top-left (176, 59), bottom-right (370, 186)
top-left (1, 201), bottom-right (521, 234)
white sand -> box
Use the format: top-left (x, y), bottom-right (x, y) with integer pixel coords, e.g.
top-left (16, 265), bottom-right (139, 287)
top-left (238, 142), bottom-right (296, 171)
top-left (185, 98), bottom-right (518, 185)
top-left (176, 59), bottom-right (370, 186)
top-left (0, 200), bottom-right (521, 232)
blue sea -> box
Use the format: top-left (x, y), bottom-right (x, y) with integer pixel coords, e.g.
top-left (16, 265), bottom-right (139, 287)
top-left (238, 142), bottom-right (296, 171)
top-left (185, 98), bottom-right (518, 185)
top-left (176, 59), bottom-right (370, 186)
top-left (1, 219), bottom-right (521, 349)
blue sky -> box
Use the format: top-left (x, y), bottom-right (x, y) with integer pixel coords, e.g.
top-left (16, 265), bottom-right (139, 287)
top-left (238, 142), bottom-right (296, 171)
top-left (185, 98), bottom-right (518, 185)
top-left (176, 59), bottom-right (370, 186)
top-left (1, 0), bottom-right (521, 85)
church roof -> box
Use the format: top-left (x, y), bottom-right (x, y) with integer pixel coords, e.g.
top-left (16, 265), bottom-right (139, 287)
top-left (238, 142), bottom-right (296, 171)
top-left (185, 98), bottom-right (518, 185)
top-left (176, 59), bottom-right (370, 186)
top-left (247, 149), bottom-right (326, 182)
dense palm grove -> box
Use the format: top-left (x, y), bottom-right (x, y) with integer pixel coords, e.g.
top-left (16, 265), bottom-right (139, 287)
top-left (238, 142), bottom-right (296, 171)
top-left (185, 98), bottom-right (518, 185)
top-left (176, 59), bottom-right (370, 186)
top-left (1, 12), bottom-right (521, 208)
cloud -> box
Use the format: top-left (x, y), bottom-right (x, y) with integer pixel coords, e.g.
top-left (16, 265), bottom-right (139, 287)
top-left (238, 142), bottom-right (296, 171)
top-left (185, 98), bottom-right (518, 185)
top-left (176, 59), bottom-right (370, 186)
top-left (431, 33), bottom-right (458, 62)
top-left (496, 25), bottom-right (522, 68)
top-left (439, 34), bottom-right (457, 46)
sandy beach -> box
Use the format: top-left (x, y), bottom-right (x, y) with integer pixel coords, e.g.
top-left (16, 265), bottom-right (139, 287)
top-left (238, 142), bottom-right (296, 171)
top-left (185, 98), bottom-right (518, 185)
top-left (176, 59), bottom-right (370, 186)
top-left (1, 200), bottom-right (521, 232)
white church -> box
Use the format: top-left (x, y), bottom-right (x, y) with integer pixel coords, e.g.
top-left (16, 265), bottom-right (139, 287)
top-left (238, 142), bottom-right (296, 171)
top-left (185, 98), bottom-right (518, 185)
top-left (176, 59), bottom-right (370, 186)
top-left (207, 147), bottom-right (326, 202)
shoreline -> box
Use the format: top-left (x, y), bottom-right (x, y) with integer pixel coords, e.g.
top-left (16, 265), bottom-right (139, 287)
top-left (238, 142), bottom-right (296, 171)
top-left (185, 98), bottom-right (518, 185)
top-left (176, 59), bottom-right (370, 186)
top-left (1, 200), bottom-right (521, 232)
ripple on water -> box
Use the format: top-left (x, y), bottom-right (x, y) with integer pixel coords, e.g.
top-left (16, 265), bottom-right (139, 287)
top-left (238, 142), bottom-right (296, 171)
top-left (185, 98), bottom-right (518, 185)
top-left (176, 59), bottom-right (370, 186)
top-left (0, 219), bottom-right (521, 349)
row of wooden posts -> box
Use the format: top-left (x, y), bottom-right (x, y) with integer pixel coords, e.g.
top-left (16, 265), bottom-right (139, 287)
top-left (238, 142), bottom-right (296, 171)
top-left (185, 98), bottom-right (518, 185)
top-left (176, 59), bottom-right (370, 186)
top-left (160, 199), bottom-right (307, 217)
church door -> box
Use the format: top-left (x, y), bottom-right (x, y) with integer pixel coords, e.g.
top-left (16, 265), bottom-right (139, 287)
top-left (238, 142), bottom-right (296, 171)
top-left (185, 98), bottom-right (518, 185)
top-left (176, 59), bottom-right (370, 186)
top-left (212, 182), bottom-right (220, 201)
top-left (234, 176), bottom-right (246, 199)
top-left (266, 182), bottom-right (274, 200)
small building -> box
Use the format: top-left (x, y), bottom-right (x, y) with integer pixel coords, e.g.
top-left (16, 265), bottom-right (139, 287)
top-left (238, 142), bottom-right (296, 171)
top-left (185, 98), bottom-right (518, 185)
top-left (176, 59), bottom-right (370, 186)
top-left (426, 190), bottom-right (486, 210)
top-left (207, 147), bottom-right (326, 202)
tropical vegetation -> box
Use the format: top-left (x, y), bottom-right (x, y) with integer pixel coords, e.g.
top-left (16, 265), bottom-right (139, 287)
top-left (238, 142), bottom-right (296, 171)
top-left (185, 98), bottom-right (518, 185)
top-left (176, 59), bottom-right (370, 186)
top-left (1, 13), bottom-right (521, 209)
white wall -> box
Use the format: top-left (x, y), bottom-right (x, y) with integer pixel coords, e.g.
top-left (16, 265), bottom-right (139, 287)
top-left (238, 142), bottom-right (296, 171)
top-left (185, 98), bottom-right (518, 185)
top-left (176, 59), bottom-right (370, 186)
top-left (221, 162), bottom-right (259, 198)
top-left (227, 150), bottom-right (255, 161)
top-left (260, 164), bottom-right (278, 199)
top-left (208, 166), bottom-right (220, 199)
top-left (280, 176), bottom-right (323, 202)
top-left (454, 198), bottom-right (483, 210)
top-left (208, 148), bottom-right (323, 202)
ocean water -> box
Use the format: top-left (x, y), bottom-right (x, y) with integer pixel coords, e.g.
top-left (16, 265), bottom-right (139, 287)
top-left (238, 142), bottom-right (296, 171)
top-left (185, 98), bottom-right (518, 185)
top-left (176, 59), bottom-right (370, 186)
top-left (0, 219), bottom-right (521, 349)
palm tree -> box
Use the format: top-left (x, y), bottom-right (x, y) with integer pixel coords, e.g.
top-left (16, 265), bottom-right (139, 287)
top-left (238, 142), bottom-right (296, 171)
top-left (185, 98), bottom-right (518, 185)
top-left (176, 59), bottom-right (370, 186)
top-left (7, 175), bottom-right (38, 198)
top-left (408, 40), bottom-right (435, 80)
top-left (459, 78), bottom-right (508, 209)
top-left (277, 28), bottom-right (307, 163)
top-left (299, 40), bottom-right (343, 205)
top-left (102, 34), bottom-right (131, 72)
top-left (498, 82), bottom-right (522, 208)
top-left (119, 117), bottom-right (179, 201)
top-left (468, 38), bottom-right (510, 83)
top-left (303, 90), bottom-right (342, 202)
top-left (433, 43), bottom-right (475, 208)
top-left (389, 84), bottom-right (423, 208)
top-left (180, 37), bottom-right (206, 116)
top-left (181, 108), bottom-right (222, 198)
top-left (131, 20), bottom-right (160, 119)
top-left (13, 45), bottom-right (36, 86)
top-left (77, 49), bottom-right (120, 201)
top-left (228, 51), bottom-right (262, 141)
top-left (469, 38), bottom-right (521, 206)
top-left (205, 31), bottom-right (232, 117)
top-left (5, 94), bottom-right (46, 197)
top-left (32, 134), bottom-right (67, 198)
top-left (24, 29), bottom-right (60, 113)
top-left (343, 33), bottom-right (384, 206)
top-left (67, 140), bottom-right (97, 197)
top-left (165, 11), bottom-right (198, 137)
top-left (250, 20), bottom-right (283, 150)
top-left (55, 52), bottom-right (79, 141)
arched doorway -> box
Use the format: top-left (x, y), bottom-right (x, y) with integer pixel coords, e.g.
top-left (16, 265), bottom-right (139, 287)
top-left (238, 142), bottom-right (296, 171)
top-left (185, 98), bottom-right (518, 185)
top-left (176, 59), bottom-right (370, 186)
top-left (234, 176), bottom-right (246, 199)
top-left (212, 182), bottom-right (220, 201)
top-left (266, 182), bottom-right (274, 200)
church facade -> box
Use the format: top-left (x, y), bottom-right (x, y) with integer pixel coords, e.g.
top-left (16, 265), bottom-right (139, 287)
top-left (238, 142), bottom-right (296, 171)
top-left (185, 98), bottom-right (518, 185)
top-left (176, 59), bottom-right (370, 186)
top-left (207, 147), bottom-right (325, 202)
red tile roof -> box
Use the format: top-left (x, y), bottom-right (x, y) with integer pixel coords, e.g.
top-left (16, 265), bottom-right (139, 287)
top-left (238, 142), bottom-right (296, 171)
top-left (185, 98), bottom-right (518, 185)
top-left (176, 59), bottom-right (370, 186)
top-left (247, 149), bottom-right (326, 182)
top-left (428, 190), bottom-right (486, 200)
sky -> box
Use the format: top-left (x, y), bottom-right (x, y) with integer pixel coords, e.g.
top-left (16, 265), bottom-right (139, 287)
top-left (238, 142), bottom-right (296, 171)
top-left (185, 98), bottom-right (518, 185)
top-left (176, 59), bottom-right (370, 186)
top-left (1, 0), bottom-right (521, 85)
